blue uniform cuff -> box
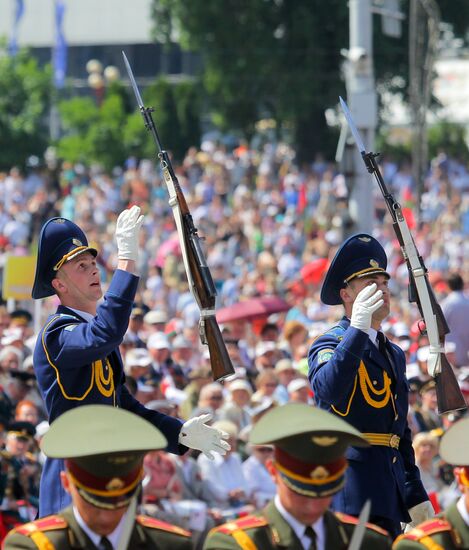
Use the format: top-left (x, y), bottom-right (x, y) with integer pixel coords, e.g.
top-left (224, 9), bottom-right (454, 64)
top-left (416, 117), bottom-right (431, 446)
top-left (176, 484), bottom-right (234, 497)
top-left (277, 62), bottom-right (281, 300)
top-left (107, 269), bottom-right (139, 302)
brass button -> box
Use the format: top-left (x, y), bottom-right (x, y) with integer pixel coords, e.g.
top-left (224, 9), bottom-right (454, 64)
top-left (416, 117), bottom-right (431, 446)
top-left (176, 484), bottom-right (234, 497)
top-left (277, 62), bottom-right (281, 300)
top-left (394, 394), bottom-right (398, 399)
top-left (392, 457), bottom-right (397, 464)
top-left (373, 380), bottom-right (377, 385)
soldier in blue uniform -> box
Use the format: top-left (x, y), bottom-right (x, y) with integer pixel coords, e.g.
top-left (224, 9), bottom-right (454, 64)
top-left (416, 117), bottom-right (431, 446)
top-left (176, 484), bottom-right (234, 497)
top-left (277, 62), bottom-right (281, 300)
top-left (308, 233), bottom-right (433, 539)
top-left (31, 207), bottom-right (229, 517)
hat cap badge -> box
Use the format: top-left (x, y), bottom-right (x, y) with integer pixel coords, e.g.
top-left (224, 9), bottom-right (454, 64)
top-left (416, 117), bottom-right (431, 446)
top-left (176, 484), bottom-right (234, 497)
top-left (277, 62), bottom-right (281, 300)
top-left (358, 236), bottom-right (371, 242)
top-left (312, 436), bottom-right (338, 446)
top-left (72, 238), bottom-right (83, 246)
top-left (369, 259), bottom-right (379, 268)
top-left (105, 477), bottom-right (125, 491)
top-left (310, 466), bottom-right (330, 480)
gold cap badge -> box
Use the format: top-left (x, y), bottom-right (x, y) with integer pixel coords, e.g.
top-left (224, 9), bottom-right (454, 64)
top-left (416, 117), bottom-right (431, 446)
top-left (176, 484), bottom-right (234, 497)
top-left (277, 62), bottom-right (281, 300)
top-left (105, 478), bottom-right (125, 491)
top-left (312, 436), bottom-right (338, 446)
top-left (310, 466), bottom-right (329, 480)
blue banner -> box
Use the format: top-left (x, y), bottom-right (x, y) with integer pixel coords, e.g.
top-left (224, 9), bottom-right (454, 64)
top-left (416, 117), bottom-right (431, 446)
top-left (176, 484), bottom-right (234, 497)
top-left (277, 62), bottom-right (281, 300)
top-left (53, 0), bottom-right (67, 88)
top-left (8, 0), bottom-right (25, 56)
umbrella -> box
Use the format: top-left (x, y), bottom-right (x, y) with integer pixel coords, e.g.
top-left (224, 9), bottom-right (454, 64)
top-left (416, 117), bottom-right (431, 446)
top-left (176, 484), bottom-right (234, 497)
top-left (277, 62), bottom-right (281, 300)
top-left (216, 296), bottom-right (291, 323)
top-left (154, 233), bottom-right (181, 268)
top-left (300, 258), bottom-right (329, 285)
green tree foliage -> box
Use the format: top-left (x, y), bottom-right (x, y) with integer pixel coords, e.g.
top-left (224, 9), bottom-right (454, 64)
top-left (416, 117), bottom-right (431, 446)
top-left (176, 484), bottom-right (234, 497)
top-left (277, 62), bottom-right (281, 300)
top-left (58, 79), bottom-right (200, 168)
top-left (0, 43), bottom-right (52, 170)
top-left (428, 122), bottom-right (469, 160)
top-left (150, 0), bottom-right (469, 161)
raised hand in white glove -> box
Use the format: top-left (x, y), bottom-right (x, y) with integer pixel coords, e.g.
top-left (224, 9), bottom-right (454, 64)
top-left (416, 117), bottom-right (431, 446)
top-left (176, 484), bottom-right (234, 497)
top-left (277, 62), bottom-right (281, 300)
top-left (179, 413), bottom-right (231, 460)
top-left (115, 205), bottom-right (145, 261)
top-left (404, 500), bottom-right (435, 532)
top-left (350, 283), bottom-right (384, 333)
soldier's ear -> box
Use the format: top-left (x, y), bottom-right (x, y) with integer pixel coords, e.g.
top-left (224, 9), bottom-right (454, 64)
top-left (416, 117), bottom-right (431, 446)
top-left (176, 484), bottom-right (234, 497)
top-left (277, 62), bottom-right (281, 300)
top-left (60, 471), bottom-right (72, 494)
top-left (340, 285), bottom-right (355, 304)
top-left (51, 276), bottom-right (66, 294)
top-left (265, 458), bottom-right (278, 484)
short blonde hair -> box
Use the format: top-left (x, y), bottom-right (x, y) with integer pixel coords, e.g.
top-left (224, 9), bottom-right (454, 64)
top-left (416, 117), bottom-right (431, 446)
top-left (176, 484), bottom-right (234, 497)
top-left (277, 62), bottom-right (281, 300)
top-left (413, 431), bottom-right (439, 451)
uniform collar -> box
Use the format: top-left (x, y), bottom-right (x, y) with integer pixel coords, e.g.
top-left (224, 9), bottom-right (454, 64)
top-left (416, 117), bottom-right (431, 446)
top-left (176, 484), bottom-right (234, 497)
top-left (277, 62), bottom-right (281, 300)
top-left (73, 504), bottom-right (129, 549)
top-left (272, 495), bottom-right (325, 549)
top-left (67, 307), bottom-right (95, 323)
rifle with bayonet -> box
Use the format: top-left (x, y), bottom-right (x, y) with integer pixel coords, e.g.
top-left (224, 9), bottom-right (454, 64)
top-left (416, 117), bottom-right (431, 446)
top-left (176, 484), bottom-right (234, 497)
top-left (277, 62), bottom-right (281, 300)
top-left (122, 51), bottom-right (235, 382)
top-left (340, 96), bottom-right (467, 414)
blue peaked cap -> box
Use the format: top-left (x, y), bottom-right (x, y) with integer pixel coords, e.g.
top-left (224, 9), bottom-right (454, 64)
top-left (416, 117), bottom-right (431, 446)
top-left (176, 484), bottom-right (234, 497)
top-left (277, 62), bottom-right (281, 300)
top-left (32, 218), bottom-right (98, 299)
top-left (320, 233), bottom-right (390, 305)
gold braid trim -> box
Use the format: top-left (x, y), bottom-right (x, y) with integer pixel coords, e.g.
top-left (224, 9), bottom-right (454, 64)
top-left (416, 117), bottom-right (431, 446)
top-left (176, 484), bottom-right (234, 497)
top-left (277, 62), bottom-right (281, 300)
top-left (358, 361), bottom-right (392, 408)
top-left (41, 316), bottom-right (95, 401)
top-left (331, 375), bottom-right (358, 417)
top-left (229, 528), bottom-right (258, 550)
top-left (29, 531), bottom-right (56, 550)
top-left (94, 357), bottom-right (114, 397)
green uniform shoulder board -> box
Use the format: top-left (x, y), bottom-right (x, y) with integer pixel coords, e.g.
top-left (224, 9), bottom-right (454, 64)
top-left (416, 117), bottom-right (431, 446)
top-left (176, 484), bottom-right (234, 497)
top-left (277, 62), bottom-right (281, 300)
top-left (395, 518), bottom-right (452, 542)
top-left (136, 515), bottom-right (191, 537)
top-left (334, 511), bottom-right (389, 537)
top-left (13, 515), bottom-right (68, 536)
top-left (214, 515), bottom-right (269, 535)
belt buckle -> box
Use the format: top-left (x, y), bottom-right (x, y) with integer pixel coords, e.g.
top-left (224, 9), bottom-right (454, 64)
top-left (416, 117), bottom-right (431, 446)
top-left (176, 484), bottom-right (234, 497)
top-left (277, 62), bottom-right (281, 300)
top-left (389, 434), bottom-right (400, 449)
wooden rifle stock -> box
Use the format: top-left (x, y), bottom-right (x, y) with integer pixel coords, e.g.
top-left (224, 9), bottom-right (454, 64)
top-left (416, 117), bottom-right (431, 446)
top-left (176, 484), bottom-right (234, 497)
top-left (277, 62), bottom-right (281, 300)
top-left (203, 316), bottom-right (236, 381)
top-left (436, 354), bottom-right (467, 414)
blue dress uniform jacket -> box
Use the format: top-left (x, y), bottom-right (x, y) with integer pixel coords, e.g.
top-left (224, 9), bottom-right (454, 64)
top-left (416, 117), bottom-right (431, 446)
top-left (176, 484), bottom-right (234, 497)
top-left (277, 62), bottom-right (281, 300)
top-left (33, 270), bottom-right (186, 517)
top-left (308, 317), bottom-right (428, 523)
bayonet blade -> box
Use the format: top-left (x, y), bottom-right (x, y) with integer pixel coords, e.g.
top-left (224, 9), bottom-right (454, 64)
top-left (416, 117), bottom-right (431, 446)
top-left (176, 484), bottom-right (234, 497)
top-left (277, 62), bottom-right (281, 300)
top-left (347, 499), bottom-right (371, 550)
top-left (339, 96), bottom-right (367, 155)
top-left (122, 51), bottom-right (145, 108)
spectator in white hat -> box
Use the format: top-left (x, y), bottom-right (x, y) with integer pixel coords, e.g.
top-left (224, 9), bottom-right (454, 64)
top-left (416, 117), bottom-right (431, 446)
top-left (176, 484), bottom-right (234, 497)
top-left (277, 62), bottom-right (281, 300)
top-left (254, 341), bottom-right (279, 373)
top-left (287, 376), bottom-right (311, 404)
top-left (124, 347), bottom-right (152, 380)
top-left (273, 358), bottom-right (297, 404)
top-left (147, 332), bottom-right (173, 384)
top-left (219, 379), bottom-right (253, 431)
top-left (143, 309), bottom-right (169, 340)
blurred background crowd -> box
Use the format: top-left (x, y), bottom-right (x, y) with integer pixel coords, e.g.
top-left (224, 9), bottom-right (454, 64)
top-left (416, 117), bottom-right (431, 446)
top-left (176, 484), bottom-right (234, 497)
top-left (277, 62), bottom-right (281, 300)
top-left (1, 141), bottom-right (469, 545)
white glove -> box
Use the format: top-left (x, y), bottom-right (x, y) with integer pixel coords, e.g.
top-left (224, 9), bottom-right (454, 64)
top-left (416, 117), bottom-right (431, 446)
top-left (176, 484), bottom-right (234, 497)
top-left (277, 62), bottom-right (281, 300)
top-left (115, 205), bottom-right (144, 261)
top-left (350, 283), bottom-right (384, 333)
top-left (404, 501), bottom-right (435, 532)
top-left (179, 413), bottom-right (231, 460)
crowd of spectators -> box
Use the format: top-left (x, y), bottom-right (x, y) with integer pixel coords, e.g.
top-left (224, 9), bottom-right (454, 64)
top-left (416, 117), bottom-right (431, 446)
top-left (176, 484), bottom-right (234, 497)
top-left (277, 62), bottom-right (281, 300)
top-left (1, 141), bottom-right (469, 543)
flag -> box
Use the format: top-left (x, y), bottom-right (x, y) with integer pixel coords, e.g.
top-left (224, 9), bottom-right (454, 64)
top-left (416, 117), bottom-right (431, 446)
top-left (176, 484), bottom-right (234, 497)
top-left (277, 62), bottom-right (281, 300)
top-left (52, 0), bottom-right (67, 88)
top-left (8, 0), bottom-right (24, 56)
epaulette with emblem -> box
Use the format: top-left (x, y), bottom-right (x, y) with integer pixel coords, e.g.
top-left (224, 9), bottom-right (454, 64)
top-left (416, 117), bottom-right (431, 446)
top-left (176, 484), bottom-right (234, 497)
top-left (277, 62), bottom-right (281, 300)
top-left (13, 515), bottom-right (68, 536)
top-left (334, 511), bottom-right (389, 536)
top-left (396, 518), bottom-right (452, 542)
top-left (325, 325), bottom-right (346, 340)
top-left (136, 515), bottom-right (190, 537)
top-left (213, 515), bottom-right (269, 535)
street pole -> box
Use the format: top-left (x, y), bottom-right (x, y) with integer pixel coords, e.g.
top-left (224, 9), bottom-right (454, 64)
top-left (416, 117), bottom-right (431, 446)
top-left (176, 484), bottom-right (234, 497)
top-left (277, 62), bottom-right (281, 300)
top-left (343, 0), bottom-right (377, 233)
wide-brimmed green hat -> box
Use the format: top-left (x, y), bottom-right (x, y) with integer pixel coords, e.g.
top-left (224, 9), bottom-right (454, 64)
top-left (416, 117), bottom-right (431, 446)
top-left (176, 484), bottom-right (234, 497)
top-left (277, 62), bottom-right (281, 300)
top-left (42, 405), bottom-right (167, 509)
top-left (250, 403), bottom-right (368, 498)
top-left (440, 416), bottom-right (469, 466)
